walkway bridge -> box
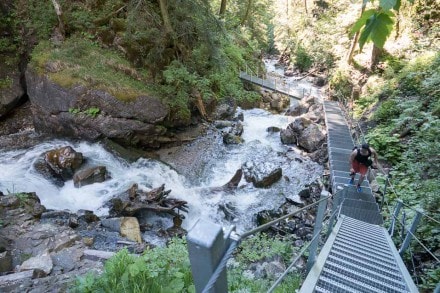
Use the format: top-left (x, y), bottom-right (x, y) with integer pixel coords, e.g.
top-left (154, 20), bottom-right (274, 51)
top-left (186, 101), bottom-right (426, 292)
top-left (239, 71), bottom-right (306, 100)
top-left (298, 101), bottom-right (418, 292)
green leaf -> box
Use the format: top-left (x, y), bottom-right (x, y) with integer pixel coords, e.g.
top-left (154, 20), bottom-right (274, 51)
top-left (394, 0), bottom-right (402, 10)
top-left (349, 9), bottom-right (376, 37)
top-left (379, 0), bottom-right (397, 10)
top-left (358, 14), bottom-right (375, 50)
top-left (370, 12), bottom-right (395, 48)
top-left (358, 11), bottom-right (395, 50)
top-left (163, 279), bottom-right (185, 293)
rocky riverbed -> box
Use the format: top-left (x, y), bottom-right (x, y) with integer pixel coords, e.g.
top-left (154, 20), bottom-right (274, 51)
top-left (0, 90), bottom-right (330, 292)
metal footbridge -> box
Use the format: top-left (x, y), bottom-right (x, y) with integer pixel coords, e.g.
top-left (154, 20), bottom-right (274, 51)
top-left (299, 101), bottom-right (418, 292)
top-left (239, 71), bottom-right (305, 100)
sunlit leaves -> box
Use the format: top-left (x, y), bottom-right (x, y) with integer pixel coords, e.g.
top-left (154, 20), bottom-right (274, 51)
top-left (351, 10), bottom-right (395, 51)
top-left (379, 0), bottom-right (397, 11)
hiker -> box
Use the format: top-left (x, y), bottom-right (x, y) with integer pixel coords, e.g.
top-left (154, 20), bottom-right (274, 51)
top-left (349, 143), bottom-right (378, 192)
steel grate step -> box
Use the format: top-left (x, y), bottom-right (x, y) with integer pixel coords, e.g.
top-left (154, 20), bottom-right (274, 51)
top-left (339, 206), bottom-right (383, 225)
top-left (326, 256), bottom-right (407, 285)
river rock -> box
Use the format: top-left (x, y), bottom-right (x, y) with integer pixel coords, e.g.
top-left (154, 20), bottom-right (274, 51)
top-left (223, 133), bottom-right (243, 144)
top-left (242, 161), bottom-right (282, 188)
top-left (73, 166), bottom-right (110, 188)
top-left (43, 146), bottom-right (84, 181)
top-left (19, 252), bottom-right (53, 276)
top-left (0, 251), bottom-right (12, 273)
top-left (101, 217), bottom-right (142, 243)
top-left (297, 123), bottom-right (325, 152)
top-left (211, 99), bottom-right (237, 120)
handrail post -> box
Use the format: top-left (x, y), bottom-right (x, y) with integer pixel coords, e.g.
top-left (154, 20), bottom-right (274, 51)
top-left (380, 174), bottom-right (389, 211)
top-left (306, 190), bottom-right (329, 272)
top-left (399, 208), bottom-right (423, 255)
top-left (388, 199), bottom-right (403, 236)
top-left (327, 185), bottom-right (344, 239)
top-left (187, 219), bottom-right (230, 293)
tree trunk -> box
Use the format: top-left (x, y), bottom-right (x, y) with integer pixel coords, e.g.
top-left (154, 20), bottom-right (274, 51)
top-left (241, 0), bottom-right (252, 26)
top-left (395, 11), bottom-right (401, 40)
top-left (158, 0), bottom-right (174, 35)
top-left (370, 44), bottom-right (382, 69)
top-left (304, 0), bottom-right (308, 14)
top-left (347, 4), bottom-right (366, 64)
top-left (219, 0), bottom-right (227, 17)
top-left (347, 31), bottom-right (360, 64)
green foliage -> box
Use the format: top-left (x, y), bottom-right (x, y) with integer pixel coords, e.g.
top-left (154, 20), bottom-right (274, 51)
top-left (0, 77), bottom-right (13, 89)
top-left (235, 233), bottom-right (293, 264)
top-left (229, 233), bottom-right (301, 292)
top-left (329, 68), bottom-right (352, 102)
top-left (14, 192), bottom-right (31, 207)
top-left (365, 126), bottom-right (402, 163)
top-left (84, 107), bottom-right (100, 118)
top-left (73, 235), bottom-right (302, 292)
top-left (17, 0), bottom-right (57, 40)
top-left (73, 238), bottom-right (194, 293)
top-left (30, 37), bottom-right (152, 101)
top-left (373, 99), bottom-right (400, 123)
top-left (352, 10), bottom-right (395, 51)
top-left (69, 107), bottom-right (100, 118)
top-left (419, 267), bottom-right (440, 292)
top-left (294, 45), bottom-right (313, 72)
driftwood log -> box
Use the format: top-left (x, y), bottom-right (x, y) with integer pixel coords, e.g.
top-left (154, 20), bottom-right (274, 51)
top-left (110, 184), bottom-right (188, 218)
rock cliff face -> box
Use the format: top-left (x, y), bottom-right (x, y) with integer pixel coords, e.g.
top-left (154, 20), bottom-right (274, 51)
top-left (26, 67), bottom-right (171, 148)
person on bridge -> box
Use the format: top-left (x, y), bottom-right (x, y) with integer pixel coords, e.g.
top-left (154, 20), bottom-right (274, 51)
top-left (348, 143), bottom-right (378, 192)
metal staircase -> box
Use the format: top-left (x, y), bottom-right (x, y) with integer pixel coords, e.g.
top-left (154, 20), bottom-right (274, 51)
top-left (299, 101), bottom-right (418, 292)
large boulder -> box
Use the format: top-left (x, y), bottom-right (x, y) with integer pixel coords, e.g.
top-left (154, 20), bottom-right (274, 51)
top-left (242, 161), bottom-right (282, 188)
top-left (44, 146), bottom-right (83, 180)
top-left (26, 67), bottom-right (170, 147)
top-left (73, 166), bottom-right (110, 188)
top-left (0, 69), bottom-right (25, 118)
top-left (280, 116), bottom-right (325, 152)
top-left (297, 123), bottom-right (325, 152)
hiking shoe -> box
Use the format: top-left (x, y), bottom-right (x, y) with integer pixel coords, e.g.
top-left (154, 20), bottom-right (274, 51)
top-left (349, 178), bottom-right (354, 185)
top-left (356, 185), bottom-right (362, 193)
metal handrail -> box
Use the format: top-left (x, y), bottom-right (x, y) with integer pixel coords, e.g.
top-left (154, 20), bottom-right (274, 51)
top-left (198, 186), bottom-right (346, 293)
top-left (202, 240), bottom-right (239, 293)
top-left (388, 208), bottom-right (440, 263)
top-left (267, 230), bottom-right (322, 293)
top-left (239, 194), bottom-right (332, 239)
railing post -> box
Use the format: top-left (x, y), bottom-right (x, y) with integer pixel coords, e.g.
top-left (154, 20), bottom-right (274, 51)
top-left (327, 185), bottom-right (344, 239)
top-left (380, 175), bottom-right (389, 211)
top-left (388, 199), bottom-right (403, 236)
top-left (307, 191), bottom-right (329, 272)
top-left (399, 209), bottom-right (423, 255)
top-left (187, 219), bottom-right (229, 293)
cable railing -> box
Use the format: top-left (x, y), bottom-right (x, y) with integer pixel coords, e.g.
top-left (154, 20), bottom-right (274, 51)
top-left (335, 97), bottom-right (440, 286)
top-left (187, 186), bottom-right (347, 293)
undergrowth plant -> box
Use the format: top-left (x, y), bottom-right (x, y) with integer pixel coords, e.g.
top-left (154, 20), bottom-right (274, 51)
top-left (73, 234), bottom-right (303, 292)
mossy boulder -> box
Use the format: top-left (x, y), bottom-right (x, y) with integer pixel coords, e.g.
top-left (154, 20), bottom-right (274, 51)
top-left (26, 66), bottom-right (171, 147)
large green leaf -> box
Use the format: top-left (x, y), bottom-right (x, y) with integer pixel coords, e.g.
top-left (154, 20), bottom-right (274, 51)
top-left (349, 9), bottom-right (376, 37)
top-left (358, 11), bottom-right (395, 50)
top-left (379, 0), bottom-right (397, 11)
top-left (394, 0), bottom-right (402, 11)
top-left (371, 12), bottom-right (395, 48)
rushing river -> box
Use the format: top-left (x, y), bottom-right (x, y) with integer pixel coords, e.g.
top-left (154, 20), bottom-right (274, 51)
top-left (0, 60), bottom-right (324, 237)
